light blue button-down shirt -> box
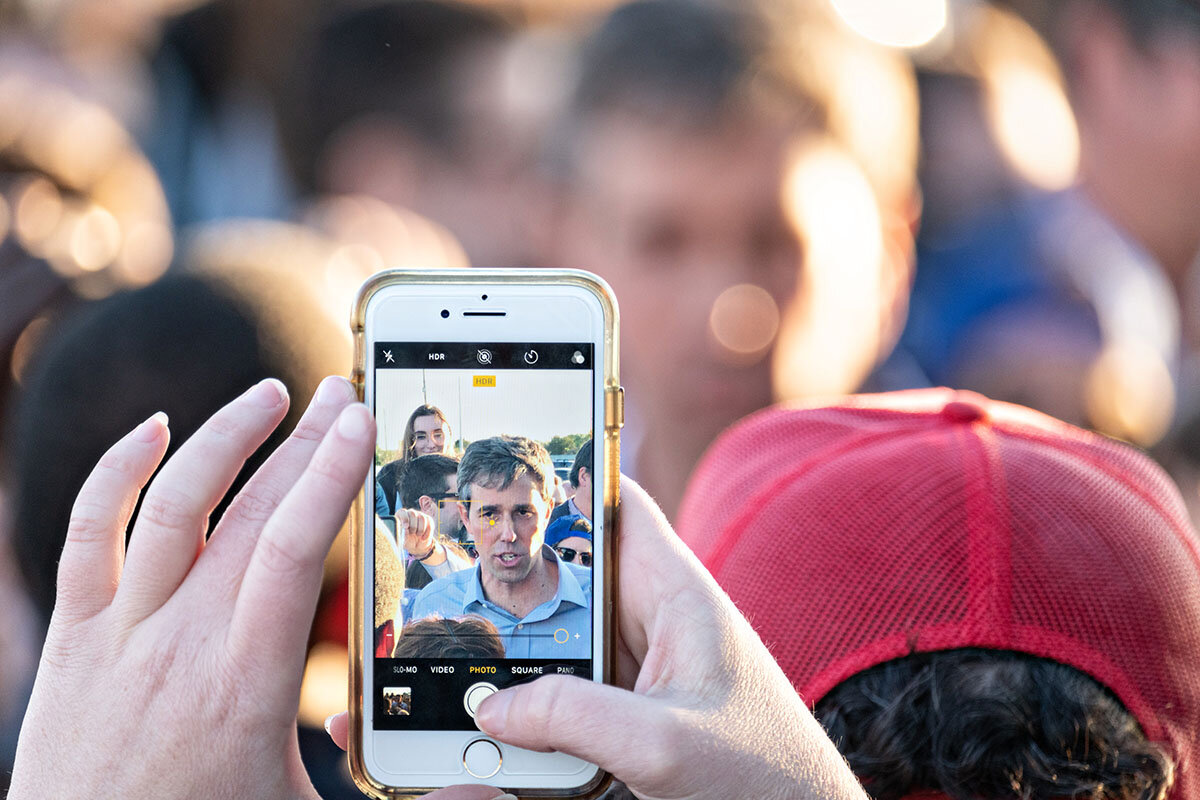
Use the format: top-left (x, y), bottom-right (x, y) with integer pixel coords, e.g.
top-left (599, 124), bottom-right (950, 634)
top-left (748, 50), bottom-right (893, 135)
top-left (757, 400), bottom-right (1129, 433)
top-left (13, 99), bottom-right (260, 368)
top-left (409, 546), bottom-right (592, 659)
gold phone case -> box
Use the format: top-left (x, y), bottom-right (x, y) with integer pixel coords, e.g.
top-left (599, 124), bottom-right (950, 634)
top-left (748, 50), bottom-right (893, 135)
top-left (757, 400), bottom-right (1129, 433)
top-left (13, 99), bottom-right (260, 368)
top-left (347, 268), bottom-right (621, 799)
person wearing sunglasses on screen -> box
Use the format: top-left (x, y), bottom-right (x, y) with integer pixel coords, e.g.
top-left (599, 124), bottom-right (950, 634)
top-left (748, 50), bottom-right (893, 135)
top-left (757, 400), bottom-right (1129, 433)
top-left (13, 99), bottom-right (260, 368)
top-left (545, 514), bottom-right (592, 568)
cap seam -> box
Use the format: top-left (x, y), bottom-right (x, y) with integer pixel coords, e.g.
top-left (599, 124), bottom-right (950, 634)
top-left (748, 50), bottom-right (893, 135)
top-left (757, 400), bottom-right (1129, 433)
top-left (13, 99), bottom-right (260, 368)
top-left (959, 424), bottom-right (1014, 639)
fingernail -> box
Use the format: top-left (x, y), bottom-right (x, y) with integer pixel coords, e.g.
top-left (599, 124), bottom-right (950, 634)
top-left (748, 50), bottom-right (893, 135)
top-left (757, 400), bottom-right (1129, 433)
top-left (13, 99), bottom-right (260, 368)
top-left (475, 689), bottom-right (512, 736)
top-left (315, 375), bottom-right (354, 406)
top-left (494, 795), bottom-right (518, 800)
top-left (133, 411), bottom-right (168, 442)
top-left (324, 714), bottom-right (334, 735)
top-left (248, 378), bottom-right (288, 408)
top-left (336, 404), bottom-right (371, 439)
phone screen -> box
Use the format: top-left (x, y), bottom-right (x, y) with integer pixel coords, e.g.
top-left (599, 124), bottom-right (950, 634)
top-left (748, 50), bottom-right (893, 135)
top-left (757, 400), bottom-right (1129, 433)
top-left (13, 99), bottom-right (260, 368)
top-left (371, 341), bottom-right (596, 731)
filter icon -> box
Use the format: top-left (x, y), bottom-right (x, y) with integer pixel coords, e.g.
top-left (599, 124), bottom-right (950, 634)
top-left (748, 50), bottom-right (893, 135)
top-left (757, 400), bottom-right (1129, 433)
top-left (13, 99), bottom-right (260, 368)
top-left (571, 350), bottom-right (585, 365)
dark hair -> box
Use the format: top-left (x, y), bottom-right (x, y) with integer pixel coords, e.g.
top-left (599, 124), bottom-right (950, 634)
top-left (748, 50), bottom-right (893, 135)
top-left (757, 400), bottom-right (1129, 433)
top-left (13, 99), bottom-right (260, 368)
top-left (457, 435), bottom-right (553, 508)
top-left (286, 0), bottom-right (511, 194)
top-left (395, 616), bottom-right (505, 658)
top-left (815, 649), bottom-right (1174, 800)
top-left (549, 0), bottom-right (816, 178)
top-left (401, 404), bottom-right (451, 463)
top-left (5, 274), bottom-right (330, 624)
top-left (575, 0), bottom-right (765, 120)
top-left (400, 453), bottom-right (459, 510)
top-left (376, 458), bottom-right (405, 514)
top-left (569, 438), bottom-right (593, 487)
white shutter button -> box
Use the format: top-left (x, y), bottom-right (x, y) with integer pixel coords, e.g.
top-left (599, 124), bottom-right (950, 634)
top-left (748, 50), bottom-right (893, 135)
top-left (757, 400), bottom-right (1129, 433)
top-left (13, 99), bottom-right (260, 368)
top-left (463, 682), bottom-right (498, 718)
top-left (463, 739), bottom-right (502, 779)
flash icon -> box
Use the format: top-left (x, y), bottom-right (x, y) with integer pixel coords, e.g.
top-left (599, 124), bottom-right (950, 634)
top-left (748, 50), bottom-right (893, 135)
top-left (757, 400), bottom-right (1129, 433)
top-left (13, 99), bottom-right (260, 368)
top-left (383, 350), bottom-right (394, 363)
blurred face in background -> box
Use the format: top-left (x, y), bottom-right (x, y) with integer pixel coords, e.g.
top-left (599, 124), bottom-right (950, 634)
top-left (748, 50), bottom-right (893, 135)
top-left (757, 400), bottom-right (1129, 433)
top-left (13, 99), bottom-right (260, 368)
top-left (1063, 3), bottom-right (1200, 282)
top-left (558, 109), bottom-right (804, 445)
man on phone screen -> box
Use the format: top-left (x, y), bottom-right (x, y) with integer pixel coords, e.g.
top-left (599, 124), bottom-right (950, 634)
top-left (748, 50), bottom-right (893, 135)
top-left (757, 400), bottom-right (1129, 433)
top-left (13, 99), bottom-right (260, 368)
top-left (408, 436), bottom-right (591, 658)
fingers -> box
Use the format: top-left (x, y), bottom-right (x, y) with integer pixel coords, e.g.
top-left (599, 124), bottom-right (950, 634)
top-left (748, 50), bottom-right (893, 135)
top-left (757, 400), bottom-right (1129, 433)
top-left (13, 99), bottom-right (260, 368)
top-left (616, 475), bottom-right (693, 578)
top-left (401, 509), bottom-right (434, 554)
top-left (325, 712), bottom-right (349, 751)
top-left (55, 413), bottom-right (170, 624)
top-left (610, 476), bottom-right (710, 664)
top-left (615, 476), bottom-right (752, 697)
top-left (475, 674), bottom-right (676, 781)
top-left (425, 788), bottom-right (517, 800)
top-left (116, 379), bottom-right (290, 622)
top-left (196, 376), bottom-right (358, 595)
top-left (228, 404), bottom-right (374, 680)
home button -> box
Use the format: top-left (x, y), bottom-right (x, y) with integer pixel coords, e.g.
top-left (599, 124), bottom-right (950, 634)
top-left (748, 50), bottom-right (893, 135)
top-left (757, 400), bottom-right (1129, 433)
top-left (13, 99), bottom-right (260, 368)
top-left (463, 739), bottom-right (502, 779)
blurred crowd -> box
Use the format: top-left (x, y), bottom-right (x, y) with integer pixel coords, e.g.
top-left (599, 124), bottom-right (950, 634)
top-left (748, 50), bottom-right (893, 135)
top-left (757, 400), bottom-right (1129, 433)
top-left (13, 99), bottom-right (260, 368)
top-left (1, 0), bottom-right (1200, 797)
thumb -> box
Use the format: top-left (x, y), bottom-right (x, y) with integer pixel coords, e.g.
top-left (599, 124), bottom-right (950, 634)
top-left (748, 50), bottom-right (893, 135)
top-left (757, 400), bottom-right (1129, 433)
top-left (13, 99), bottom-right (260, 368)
top-left (475, 675), bottom-right (676, 779)
top-left (325, 712), bottom-right (349, 751)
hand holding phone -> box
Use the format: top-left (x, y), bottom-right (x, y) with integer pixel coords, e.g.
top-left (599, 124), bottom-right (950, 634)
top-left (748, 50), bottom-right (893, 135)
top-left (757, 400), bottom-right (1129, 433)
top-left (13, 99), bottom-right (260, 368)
top-left (471, 476), bottom-right (867, 800)
top-left (7, 377), bottom-right (375, 800)
top-left (330, 476), bottom-right (868, 800)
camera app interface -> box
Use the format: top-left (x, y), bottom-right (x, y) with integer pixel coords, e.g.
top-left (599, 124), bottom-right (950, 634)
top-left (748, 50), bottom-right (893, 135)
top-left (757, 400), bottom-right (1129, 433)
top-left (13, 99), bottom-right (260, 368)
top-left (372, 342), bottom-right (595, 730)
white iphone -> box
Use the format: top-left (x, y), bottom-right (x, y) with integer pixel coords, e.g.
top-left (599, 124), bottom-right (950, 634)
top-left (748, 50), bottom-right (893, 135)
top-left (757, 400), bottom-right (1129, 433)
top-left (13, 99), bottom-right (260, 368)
top-left (348, 269), bottom-right (620, 798)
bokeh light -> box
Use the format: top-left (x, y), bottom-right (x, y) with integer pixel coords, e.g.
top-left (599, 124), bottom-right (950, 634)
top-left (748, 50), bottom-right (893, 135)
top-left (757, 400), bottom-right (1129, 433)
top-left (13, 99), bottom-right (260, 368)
top-left (974, 6), bottom-right (1081, 190)
top-left (709, 284), bottom-right (781, 360)
top-left (115, 220), bottom-right (173, 285)
top-left (1085, 342), bottom-right (1175, 447)
top-left (985, 60), bottom-right (1079, 190)
top-left (48, 100), bottom-right (126, 189)
top-left (181, 205), bottom-right (463, 357)
top-left (830, 0), bottom-right (948, 49)
top-left (326, 243), bottom-right (385, 302)
top-left (774, 140), bottom-right (886, 398)
top-left (0, 191), bottom-right (11, 243)
top-left (823, 42), bottom-right (921, 212)
top-left (14, 176), bottom-right (64, 253)
top-left (768, 0), bottom-right (920, 212)
top-left (10, 316), bottom-right (51, 385)
top-left (0, 63), bottom-right (174, 298)
top-left (298, 643), bottom-right (349, 729)
top-left (70, 205), bottom-right (122, 271)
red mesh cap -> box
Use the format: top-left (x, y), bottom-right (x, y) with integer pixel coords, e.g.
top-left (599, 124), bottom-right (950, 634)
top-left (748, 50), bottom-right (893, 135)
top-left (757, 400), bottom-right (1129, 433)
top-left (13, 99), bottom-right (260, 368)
top-left (677, 388), bottom-right (1200, 799)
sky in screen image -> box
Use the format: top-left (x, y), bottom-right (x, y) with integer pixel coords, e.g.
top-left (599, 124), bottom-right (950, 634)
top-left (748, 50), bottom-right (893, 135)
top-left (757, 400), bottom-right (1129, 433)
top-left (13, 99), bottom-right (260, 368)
top-left (376, 368), bottom-right (592, 451)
